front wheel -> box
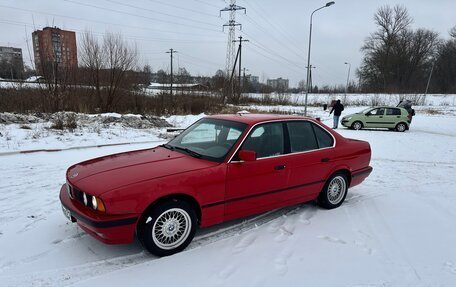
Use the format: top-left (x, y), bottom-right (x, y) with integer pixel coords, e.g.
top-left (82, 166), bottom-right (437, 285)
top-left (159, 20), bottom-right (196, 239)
top-left (318, 173), bottom-right (348, 209)
top-left (395, 122), bottom-right (407, 132)
top-left (351, 121), bottom-right (363, 130)
top-left (139, 200), bottom-right (197, 257)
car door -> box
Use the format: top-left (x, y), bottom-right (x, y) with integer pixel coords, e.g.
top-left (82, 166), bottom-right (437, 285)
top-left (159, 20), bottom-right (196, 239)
top-left (384, 107), bottom-right (402, 128)
top-left (284, 121), bottom-right (335, 202)
top-left (364, 107), bottom-right (385, 128)
top-left (225, 122), bottom-right (291, 221)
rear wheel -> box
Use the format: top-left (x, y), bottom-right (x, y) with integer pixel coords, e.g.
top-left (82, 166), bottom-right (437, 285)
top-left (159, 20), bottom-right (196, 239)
top-left (351, 121), bottom-right (363, 130)
top-left (318, 173), bottom-right (348, 209)
top-left (139, 200), bottom-right (197, 257)
top-left (395, 122), bottom-right (407, 132)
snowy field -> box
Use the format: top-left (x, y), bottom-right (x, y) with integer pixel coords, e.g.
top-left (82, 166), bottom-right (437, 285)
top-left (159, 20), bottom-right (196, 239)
top-left (1, 108), bottom-right (456, 286)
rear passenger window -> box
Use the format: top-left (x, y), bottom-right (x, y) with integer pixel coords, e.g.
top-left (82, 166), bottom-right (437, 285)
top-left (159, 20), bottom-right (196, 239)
top-left (312, 124), bottom-right (334, 148)
top-left (287, 122), bottom-right (318, 152)
top-left (386, 108), bottom-right (401, 115)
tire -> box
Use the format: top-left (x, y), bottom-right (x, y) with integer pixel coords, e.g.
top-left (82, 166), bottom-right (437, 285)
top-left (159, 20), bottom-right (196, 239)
top-left (351, 121), bottom-right (363, 130)
top-left (395, 122), bottom-right (407, 132)
top-left (318, 173), bottom-right (348, 209)
top-left (139, 200), bottom-right (197, 257)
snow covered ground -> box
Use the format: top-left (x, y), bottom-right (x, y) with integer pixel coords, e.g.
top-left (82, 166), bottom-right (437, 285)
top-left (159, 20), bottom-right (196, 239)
top-left (1, 109), bottom-right (456, 286)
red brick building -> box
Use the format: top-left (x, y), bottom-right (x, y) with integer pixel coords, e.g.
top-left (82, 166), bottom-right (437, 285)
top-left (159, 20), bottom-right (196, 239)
top-left (32, 27), bottom-right (77, 74)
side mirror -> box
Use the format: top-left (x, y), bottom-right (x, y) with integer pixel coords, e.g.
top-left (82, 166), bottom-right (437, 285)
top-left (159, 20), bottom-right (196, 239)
top-left (238, 150), bottom-right (257, 162)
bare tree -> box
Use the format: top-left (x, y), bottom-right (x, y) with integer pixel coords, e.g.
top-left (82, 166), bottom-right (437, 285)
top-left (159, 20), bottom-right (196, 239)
top-left (450, 26), bottom-right (456, 39)
top-left (80, 31), bottom-right (103, 108)
top-left (102, 32), bottom-right (138, 111)
top-left (79, 31), bottom-right (138, 112)
top-left (358, 5), bottom-right (439, 93)
top-left (432, 27), bottom-right (456, 93)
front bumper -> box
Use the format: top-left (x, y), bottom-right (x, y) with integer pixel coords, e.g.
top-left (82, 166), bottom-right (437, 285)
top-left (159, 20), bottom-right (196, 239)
top-left (59, 184), bottom-right (139, 244)
top-left (341, 119), bottom-right (351, 127)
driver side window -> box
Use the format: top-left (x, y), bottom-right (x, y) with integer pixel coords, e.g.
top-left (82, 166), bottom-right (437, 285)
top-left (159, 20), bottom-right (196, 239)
top-left (367, 108), bottom-right (385, 116)
top-left (241, 122), bottom-right (284, 158)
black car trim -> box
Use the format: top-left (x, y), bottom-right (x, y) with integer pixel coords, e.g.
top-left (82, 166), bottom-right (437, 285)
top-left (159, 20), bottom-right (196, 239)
top-left (61, 200), bottom-right (138, 228)
top-left (365, 121), bottom-right (395, 124)
top-left (352, 166), bottom-right (373, 178)
top-left (202, 179), bottom-right (325, 209)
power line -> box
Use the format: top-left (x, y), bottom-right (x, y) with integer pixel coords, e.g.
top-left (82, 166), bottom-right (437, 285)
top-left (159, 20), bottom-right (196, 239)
top-left (243, 0), bottom-right (305, 57)
top-left (241, 14), bottom-right (306, 60)
top-left (0, 4), bottom-right (223, 38)
top-left (63, 0), bottom-right (222, 32)
top-left (192, 0), bottom-right (221, 9)
top-left (148, 0), bottom-right (219, 18)
top-left (0, 19), bottom-right (225, 44)
top-left (241, 31), bottom-right (307, 71)
top-left (103, 0), bottom-right (220, 28)
top-left (178, 52), bottom-right (222, 67)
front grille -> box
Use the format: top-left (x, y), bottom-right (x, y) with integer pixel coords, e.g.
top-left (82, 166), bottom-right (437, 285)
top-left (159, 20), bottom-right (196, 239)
top-left (68, 183), bottom-right (96, 209)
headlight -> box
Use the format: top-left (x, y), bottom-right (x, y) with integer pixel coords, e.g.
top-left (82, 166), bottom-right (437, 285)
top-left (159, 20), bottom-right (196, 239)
top-left (345, 117), bottom-right (352, 121)
top-left (92, 196), bottom-right (98, 209)
top-left (66, 183), bottom-right (74, 199)
top-left (90, 194), bottom-right (106, 212)
top-left (82, 192), bottom-right (106, 212)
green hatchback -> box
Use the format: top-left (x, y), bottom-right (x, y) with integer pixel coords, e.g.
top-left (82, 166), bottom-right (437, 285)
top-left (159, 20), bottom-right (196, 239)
top-left (341, 106), bottom-right (411, 132)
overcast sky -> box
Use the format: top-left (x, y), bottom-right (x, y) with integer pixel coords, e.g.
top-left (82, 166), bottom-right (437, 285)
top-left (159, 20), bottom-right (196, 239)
top-left (0, 0), bottom-right (455, 87)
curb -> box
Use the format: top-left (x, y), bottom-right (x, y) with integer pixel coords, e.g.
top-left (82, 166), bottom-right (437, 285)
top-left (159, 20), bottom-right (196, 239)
top-left (0, 140), bottom-right (165, 157)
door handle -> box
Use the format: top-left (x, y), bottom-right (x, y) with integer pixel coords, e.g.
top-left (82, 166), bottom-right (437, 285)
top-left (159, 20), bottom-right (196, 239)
top-left (274, 165), bottom-right (286, 170)
top-left (321, 158), bottom-right (330, 163)
top-left (396, 116), bottom-right (400, 118)
top-left (379, 116), bottom-right (383, 118)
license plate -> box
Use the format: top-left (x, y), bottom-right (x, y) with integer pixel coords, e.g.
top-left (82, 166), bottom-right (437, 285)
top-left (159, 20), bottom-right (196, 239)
top-left (62, 205), bottom-right (72, 221)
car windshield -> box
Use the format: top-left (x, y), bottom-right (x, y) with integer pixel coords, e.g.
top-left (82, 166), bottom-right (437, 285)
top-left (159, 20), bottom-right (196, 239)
top-left (167, 118), bottom-right (248, 162)
top-left (358, 107), bottom-right (373, 114)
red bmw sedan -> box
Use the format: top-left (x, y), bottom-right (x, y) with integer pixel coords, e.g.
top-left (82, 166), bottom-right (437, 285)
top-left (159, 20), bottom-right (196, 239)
top-left (60, 114), bottom-right (372, 256)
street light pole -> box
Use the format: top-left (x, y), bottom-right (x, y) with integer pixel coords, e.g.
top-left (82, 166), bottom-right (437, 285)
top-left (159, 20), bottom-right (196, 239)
top-left (304, 1), bottom-right (335, 116)
top-left (344, 62), bottom-right (351, 102)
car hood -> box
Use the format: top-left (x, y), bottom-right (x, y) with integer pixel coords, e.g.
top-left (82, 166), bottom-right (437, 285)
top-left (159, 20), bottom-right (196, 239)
top-left (344, 113), bottom-right (361, 118)
top-left (66, 147), bottom-right (219, 196)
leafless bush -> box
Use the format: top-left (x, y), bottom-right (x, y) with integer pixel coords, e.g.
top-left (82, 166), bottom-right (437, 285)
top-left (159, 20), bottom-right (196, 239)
top-left (65, 113), bottom-right (78, 132)
top-left (369, 94), bottom-right (382, 106)
top-left (50, 113), bottom-right (78, 131)
top-left (50, 114), bottom-right (64, 130)
top-left (421, 108), bottom-right (443, 115)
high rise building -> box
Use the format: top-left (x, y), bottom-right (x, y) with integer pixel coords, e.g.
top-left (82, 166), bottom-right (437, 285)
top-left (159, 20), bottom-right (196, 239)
top-left (267, 77), bottom-right (289, 91)
top-left (32, 27), bottom-right (77, 74)
top-left (0, 46), bottom-right (24, 79)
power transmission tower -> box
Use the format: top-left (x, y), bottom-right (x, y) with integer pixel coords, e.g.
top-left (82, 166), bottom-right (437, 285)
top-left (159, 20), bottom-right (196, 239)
top-left (166, 48), bottom-right (177, 95)
top-left (220, 0), bottom-right (246, 103)
top-left (233, 36), bottom-right (249, 102)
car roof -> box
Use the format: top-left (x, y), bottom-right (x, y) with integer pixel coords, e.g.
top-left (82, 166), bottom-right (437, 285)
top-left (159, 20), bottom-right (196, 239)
top-left (206, 113), bottom-right (314, 125)
top-left (370, 106), bottom-right (405, 109)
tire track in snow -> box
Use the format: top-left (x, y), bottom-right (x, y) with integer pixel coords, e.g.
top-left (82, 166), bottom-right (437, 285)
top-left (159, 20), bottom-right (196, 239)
top-left (0, 203), bottom-right (313, 287)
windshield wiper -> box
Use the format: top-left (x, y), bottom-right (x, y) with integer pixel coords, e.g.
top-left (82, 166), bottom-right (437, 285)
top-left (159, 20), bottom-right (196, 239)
top-left (174, 146), bottom-right (202, 158)
top-left (160, 144), bottom-right (174, 150)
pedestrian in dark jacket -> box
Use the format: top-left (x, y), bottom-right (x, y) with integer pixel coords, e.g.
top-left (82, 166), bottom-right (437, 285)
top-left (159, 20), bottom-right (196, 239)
top-left (329, 100), bottom-right (344, 129)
